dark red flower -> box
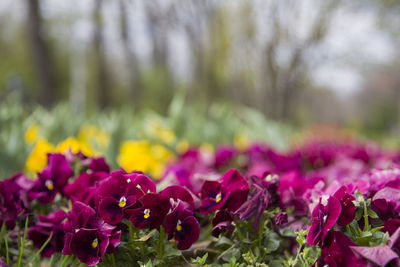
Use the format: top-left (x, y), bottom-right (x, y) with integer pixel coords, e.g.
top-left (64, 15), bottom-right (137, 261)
top-left (214, 145), bottom-right (237, 169)
top-left (211, 210), bottom-right (234, 237)
top-left (95, 170), bottom-right (155, 224)
top-left (0, 174), bottom-right (31, 230)
top-left (200, 169), bottom-right (249, 215)
top-left (127, 193), bottom-right (171, 230)
top-left (333, 186), bottom-right (356, 226)
top-left (28, 210), bottom-right (66, 257)
top-left (274, 212), bottom-right (288, 226)
top-left (64, 171), bottom-right (108, 206)
top-left (28, 153), bottom-right (74, 203)
top-left (315, 231), bottom-right (366, 267)
top-left (164, 201), bottom-right (200, 250)
top-left (62, 202), bottom-right (121, 266)
top-left (306, 196), bottom-right (341, 246)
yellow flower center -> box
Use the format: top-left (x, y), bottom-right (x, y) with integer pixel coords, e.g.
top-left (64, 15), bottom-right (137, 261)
top-left (144, 209), bottom-right (150, 219)
top-left (91, 238), bottom-right (98, 248)
top-left (215, 193), bottom-right (222, 203)
top-left (45, 180), bottom-right (54, 191)
top-left (118, 196), bottom-right (127, 208)
top-left (176, 220), bottom-right (182, 231)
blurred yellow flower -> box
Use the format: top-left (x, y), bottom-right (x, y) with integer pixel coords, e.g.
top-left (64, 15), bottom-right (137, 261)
top-left (118, 140), bottom-right (174, 180)
top-left (26, 139), bottom-right (54, 173)
top-left (234, 133), bottom-right (249, 151)
top-left (148, 119), bottom-right (176, 145)
top-left (56, 137), bottom-right (95, 156)
top-left (78, 125), bottom-right (110, 151)
top-left (24, 124), bottom-right (40, 144)
top-left (176, 139), bottom-right (189, 154)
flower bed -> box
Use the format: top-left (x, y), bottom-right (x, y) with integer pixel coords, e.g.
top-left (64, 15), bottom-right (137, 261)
top-left (1, 139), bottom-right (400, 266)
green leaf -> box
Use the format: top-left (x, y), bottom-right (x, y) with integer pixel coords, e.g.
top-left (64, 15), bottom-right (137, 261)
top-left (265, 232), bottom-right (281, 253)
top-left (215, 236), bottom-right (234, 247)
top-left (367, 208), bottom-right (379, 219)
top-left (281, 228), bottom-right (296, 237)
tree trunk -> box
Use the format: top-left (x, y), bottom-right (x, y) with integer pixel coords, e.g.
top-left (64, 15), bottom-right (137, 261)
top-left (26, 0), bottom-right (56, 108)
top-left (92, 0), bottom-right (110, 109)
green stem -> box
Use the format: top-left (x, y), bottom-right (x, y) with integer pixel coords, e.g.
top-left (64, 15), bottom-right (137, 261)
top-left (234, 219), bottom-right (244, 242)
top-left (17, 217), bottom-right (29, 267)
top-left (158, 226), bottom-right (165, 259)
top-left (28, 232), bottom-right (53, 264)
top-left (49, 254), bottom-right (55, 267)
top-left (4, 235), bottom-right (9, 265)
top-left (111, 253), bottom-right (117, 267)
top-left (363, 201), bottom-right (369, 231)
top-left (258, 214), bottom-right (264, 249)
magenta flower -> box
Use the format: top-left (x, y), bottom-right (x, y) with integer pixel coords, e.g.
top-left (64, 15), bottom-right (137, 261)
top-left (127, 193), bottom-right (171, 230)
top-left (64, 228), bottom-right (110, 266)
top-left (199, 181), bottom-right (230, 215)
top-left (0, 174), bottom-right (31, 230)
top-left (88, 157), bottom-right (110, 173)
top-left (306, 196), bottom-right (341, 246)
top-left (28, 153), bottom-right (74, 203)
top-left (64, 171), bottom-right (108, 206)
top-left (95, 170), bottom-right (156, 224)
top-left (160, 185), bottom-right (195, 209)
top-left (333, 186), bottom-right (356, 226)
top-left (274, 212), bottom-right (288, 226)
top-left (164, 201), bottom-right (200, 250)
top-left (315, 231), bottom-right (366, 267)
top-left (372, 187), bottom-right (400, 221)
top-left (235, 183), bottom-right (269, 229)
top-left (28, 210), bottom-right (66, 257)
top-left (211, 210), bottom-right (234, 238)
top-left (214, 145), bottom-right (237, 169)
top-left (63, 201), bottom-right (121, 266)
top-left (200, 169), bottom-right (249, 215)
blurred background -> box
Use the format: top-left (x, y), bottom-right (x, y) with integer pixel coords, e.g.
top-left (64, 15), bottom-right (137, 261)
top-left (0, 0), bottom-right (399, 176)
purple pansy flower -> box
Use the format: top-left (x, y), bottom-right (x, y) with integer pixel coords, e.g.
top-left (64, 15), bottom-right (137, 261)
top-left (63, 201), bottom-right (121, 266)
top-left (164, 201), bottom-right (200, 250)
top-left (372, 187), bottom-right (400, 221)
top-left (95, 170), bottom-right (155, 224)
top-left (211, 210), bottom-right (234, 238)
top-left (214, 145), bottom-right (237, 169)
top-left (127, 193), bottom-right (171, 230)
top-left (28, 153), bottom-right (74, 203)
top-left (28, 210), bottom-right (66, 257)
top-left (64, 171), bottom-right (108, 206)
top-left (315, 231), bottom-right (366, 267)
top-left (306, 196), bottom-right (341, 246)
top-left (0, 173), bottom-right (32, 230)
top-left (88, 157), bottom-right (110, 173)
top-left (274, 212), bottom-right (288, 226)
top-left (160, 185), bottom-right (195, 210)
top-left (200, 169), bottom-right (249, 215)
top-left (333, 186), bottom-right (356, 226)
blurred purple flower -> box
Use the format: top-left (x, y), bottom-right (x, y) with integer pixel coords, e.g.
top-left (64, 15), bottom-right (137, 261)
top-left (28, 153), bottom-right (74, 203)
top-left (28, 210), bottom-right (66, 257)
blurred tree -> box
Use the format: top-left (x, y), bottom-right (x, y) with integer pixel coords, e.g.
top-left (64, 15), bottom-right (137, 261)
top-left (92, 0), bottom-right (111, 109)
top-left (26, 0), bottom-right (57, 108)
top-left (119, 0), bottom-right (141, 109)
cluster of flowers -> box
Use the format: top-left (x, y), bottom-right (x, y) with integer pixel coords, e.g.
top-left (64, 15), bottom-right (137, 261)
top-left (163, 140), bottom-right (400, 266)
top-left (2, 138), bottom-right (400, 266)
